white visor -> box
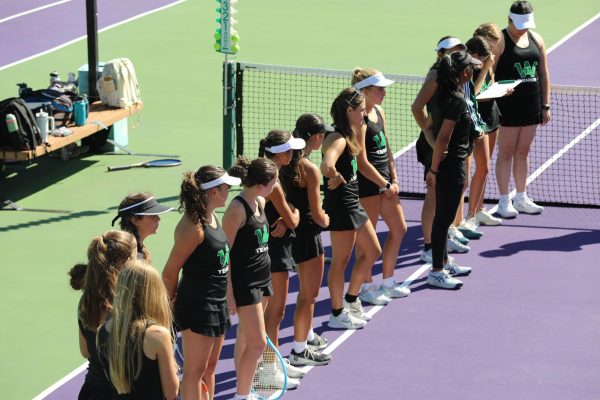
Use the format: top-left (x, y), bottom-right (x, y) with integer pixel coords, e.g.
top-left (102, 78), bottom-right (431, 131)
top-left (265, 137), bottom-right (306, 153)
top-left (200, 173), bottom-right (242, 190)
top-left (353, 74), bottom-right (395, 90)
top-left (434, 37), bottom-right (466, 52)
top-left (509, 12), bottom-right (535, 29)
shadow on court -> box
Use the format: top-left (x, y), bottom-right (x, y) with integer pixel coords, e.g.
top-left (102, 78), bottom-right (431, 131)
top-left (479, 230), bottom-right (600, 257)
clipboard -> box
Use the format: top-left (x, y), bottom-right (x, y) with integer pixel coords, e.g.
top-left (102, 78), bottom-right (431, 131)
top-left (476, 80), bottom-right (522, 100)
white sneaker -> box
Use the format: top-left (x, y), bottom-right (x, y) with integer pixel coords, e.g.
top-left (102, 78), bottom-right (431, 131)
top-left (328, 308), bottom-right (367, 329)
top-left (448, 224), bottom-right (470, 244)
top-left (282, 358), bottom-right (305, 379)
top-left (420, 248), bottom-right (432, 263)
top-left (427, 269), bottom-right (463, 289)
top-left (380, 283), bottom-right (411, 298)
top-left (447, 235), bottom-right (470, 253)
top-left (443, 258), bottom-right (472, 276)
top-left (475, 209), bottom-right (502, 226)
top-left (359, 286), bottom-right (391, 305)
top-left (513, 196), bottom-right (544, 214)
top-left (458, 218), bottom-right (484, 239)
top-left (255, 362), bottom-right (300, 390)
top-left (497, 199), bottom-right (519, 218)
top-left (343, 298), bottom-right (371, 321)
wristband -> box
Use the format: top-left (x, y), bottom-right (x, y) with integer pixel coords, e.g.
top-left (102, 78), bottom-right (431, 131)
top-left (379, 182), bottom-right (391, 193)
top-left (429, 168), bottom-right (438, 176)
top-left (542, 104), bottom-right (550, 110)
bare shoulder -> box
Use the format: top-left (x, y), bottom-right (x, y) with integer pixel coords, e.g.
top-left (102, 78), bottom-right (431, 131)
top-left (175, 214), bottom-right (203, 241)
top-left (143, 325), bottom-right (172, 359)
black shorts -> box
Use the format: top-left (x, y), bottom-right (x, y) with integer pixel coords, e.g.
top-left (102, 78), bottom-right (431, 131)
top-left (478, 99), bottom-right (500, 133)
top-left (327, 206), bottom-right (368, 231)
top-left (357, 170), bottom-right (389, 198)
top-left (234, 283), bottom-right (273, 308)
top-left (292, 222), bottom-right (324, 263)
top-left (175, 304), bottom-right (231, 337)
top-left (268, 237), bottom-right (295, 273)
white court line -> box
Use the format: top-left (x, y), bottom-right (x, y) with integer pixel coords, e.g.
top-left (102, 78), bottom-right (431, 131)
top-left (299, 263), bottom-right (431, 374)
top-left (546, 11), bottom-right (600, 54)
top-left (0, 0), bottom-right (73, 25)
top-left (0, 0), bottom-right (188, 72)
top-left (31, 363), bottom-right (88, 400)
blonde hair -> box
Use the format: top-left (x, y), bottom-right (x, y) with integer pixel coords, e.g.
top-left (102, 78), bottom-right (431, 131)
top-left (106, 260), bottom-right (172, 394)
top-left (474, 22), bottom-right (502, 42)
top-left (351, 67), bottom-right (380, 87)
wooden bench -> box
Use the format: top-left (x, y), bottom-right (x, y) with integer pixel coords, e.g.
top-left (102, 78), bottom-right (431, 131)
top-left (0, 101), bottom-right (143, 162)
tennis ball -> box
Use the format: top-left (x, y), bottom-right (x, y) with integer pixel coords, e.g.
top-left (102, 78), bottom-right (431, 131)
top-left (214, 43), bottom-right (221, 51)
top-left (214, 32), bottom-right (221, 40)
top-left (231, 33), bottom-right (239, 43)
top-left (231, 44), bottom-right (239, 53)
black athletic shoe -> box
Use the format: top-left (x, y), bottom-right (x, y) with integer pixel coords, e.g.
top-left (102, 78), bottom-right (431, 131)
top-left (289, 347), bottom-right (331, 366)
top-left (307, 332), bottom-right (328, 350)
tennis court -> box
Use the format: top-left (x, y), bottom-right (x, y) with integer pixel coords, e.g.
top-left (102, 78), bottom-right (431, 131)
top-left (0, 1), bottom-right (599, 399)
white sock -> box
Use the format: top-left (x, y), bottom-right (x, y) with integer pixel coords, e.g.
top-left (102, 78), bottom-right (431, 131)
top-left (307, 328), bottom-right (315, 341)
top-left (362, 282), bottom-right (377, 292)
top-left (234, 395), bottom-right (248, 400)
top-left (514, 191), bottom-right (526, 201)
top-left (293, 340), bottom-right (307, 354)
top-left (499, 194), bottom-right (510, 203)
top-left (382, 277), bottom-right (395, 288)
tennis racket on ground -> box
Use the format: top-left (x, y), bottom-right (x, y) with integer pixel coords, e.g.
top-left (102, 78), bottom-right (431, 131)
top-left (107, 158), bottom-right (181, 171)
top-left (174, 335), bottom-right (210, 400)
top-left (251, 336), bottom-right (287, 400)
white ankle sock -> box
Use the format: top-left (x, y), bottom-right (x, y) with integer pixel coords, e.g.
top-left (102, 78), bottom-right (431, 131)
top-left (293, 340), bottom-right (307, 353)
top-left (307, 328), bottom-right (315, 341)
top-left (382, 277), bottom-right (395, 288)
top-left (499, 194), bottom-right (510, 203)
top-left (514, 191), bottom-right (526, 201)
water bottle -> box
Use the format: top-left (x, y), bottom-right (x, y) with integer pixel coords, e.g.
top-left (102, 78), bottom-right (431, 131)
top-left (74, 99), bottom-right (87, 126)
top-left (49, 71), bottom-right (60, 85)
top-left (5, 114), bottom-right (18, 133)
top-left (82, 94), bottom-right (89, 115)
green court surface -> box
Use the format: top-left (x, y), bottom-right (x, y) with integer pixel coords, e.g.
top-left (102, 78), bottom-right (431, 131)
top-left (0, 1), bottom-right (597, 398)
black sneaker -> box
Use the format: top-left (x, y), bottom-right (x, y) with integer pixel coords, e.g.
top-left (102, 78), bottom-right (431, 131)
top-left (307, 332), bottom-right (328, 350)
top-left (289, 347), bottom-right (331, 366)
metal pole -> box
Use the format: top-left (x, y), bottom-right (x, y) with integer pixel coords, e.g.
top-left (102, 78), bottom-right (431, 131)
top-left (86, 0), bottom-right (99, 99)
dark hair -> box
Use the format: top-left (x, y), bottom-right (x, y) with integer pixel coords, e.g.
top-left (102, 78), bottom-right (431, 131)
top-left (466, 36), bottom-right (491, 59)
top-left (330, 87), bottom-right (363, 155)
top-left (179, 165), bottom-right (226, 226)
top-left (228, 156), bottom-right (278, 187)
top-left (76, 230), bottom-right (137, 330)
top-left (68, 263), bottom-right (88, 290)
top-left (117, 192), bottom-right (152, 261)
top-left (510, 1), bottom-right (533, 14)
top-left (293, 113), bottom-right (327, 141)
top-left (436, 52), bottom-right (466, 98)
top-left (258, 129), bottom-right (292, 159)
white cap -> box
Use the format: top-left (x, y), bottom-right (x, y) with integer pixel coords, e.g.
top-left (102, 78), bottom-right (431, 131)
top-left (353, 73), bottom-right (395, 90)
top-left (200, 172), bottom-right (242, 190)
top-left (509, 12), bottom-right (536, 29)
top-left (434, 37), bottom-right (467, 52)
top-left (265, 137), bottom-right (306, 153)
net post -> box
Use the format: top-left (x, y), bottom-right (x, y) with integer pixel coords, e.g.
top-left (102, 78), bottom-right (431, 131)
top-left (223, 58), bottom-right (236, 169)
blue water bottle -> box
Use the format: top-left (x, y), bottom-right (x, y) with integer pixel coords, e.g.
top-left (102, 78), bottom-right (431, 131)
top-left (74, 98), bottom-right (87, 126)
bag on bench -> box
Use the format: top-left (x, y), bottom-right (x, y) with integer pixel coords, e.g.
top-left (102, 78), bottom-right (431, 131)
top-left (97, 58), bottom-right (141, 108)
top-left (20, 89), bottom-right (76, 128)
top-left (0, 97), bottom-right (42, 150)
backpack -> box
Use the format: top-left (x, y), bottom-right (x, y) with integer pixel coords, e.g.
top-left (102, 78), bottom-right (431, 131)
top-left (97, 58), bottom-right (141, 108)
top-left (0, 98), bottom-right (42, 151)
top-left (20, 89), bottom-right (76, 128)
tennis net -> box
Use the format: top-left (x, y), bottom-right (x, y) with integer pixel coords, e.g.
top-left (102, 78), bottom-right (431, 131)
top-left (232, 62), bottom-right (600, 208)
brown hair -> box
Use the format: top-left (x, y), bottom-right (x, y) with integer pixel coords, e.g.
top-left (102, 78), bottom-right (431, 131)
top-left (228, 156), bottom-right (278, 187)
top-left (258, 129), bottom-right (292, 159)
top-left (116, 192), bottom-right (152, 262)
top-left (351, 67), bottom-right (380, 87)
top-left (329, 87), bottom-right (363, 155)
top-left (74, 230), bottom-right (137, 330)
top-left (474, 22), bottom-right (502, 42)
top-left (180, 165), bottom-right (227, 226)
top-left (466, 36), bottom-right (492, 59)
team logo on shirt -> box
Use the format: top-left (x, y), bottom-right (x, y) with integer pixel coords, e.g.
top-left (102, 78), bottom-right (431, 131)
top-left (514, 61), bottom-right (538, 82)
top-left (349, 157), bottom-right (358, 182)
top-left (216, 244), bottom-right (230, 274)
top-left (373, 131), bottom-right (387, 154)
top-left (254, 225), bottom-right (269, 253)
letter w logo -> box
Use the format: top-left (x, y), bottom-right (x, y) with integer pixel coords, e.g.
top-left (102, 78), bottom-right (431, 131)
top-left (514, 61), bottom-right (538, 78)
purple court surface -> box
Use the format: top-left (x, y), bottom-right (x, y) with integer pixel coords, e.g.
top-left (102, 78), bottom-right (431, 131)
top-left (5, 3), bottom-right (598, 399)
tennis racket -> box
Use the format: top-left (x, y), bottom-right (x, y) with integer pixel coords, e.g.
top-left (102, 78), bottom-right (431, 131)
top-left (107, 158), bottom-right (181, 171)
top-left (174, 335), bottom-right (210, 400)
top-left (251, 336), bottom-right (287, 400)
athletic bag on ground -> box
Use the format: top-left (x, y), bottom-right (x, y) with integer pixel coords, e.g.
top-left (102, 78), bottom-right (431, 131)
top-left (0, 98), bottom-right (41, 150)
top-left (97, 58), bottom-right (141, 108)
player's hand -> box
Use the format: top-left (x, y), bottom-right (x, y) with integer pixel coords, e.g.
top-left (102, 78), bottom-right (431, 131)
top-left (541, 108), bottom-right (552, 126)
top-left (327, 173), bottom-right (347, 190)
top-left (270, 218), bottom-right (287, 238)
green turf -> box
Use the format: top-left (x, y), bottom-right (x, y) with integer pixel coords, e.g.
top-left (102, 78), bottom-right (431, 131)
top-left (0, 0), bottom-right (598, 398)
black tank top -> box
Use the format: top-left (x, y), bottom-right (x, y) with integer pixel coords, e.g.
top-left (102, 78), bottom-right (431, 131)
top-left (496, 29), bottom-right (541, 111)
top-left (78, 317), bottom-right (117, 396)
top-left (97, 324), bottom-right (164, 400)
top-left (229, 195), bottom-right (271, 288)
top-left (322, 132), bottom-right (361, 210)
top-left (360, 108), bottom-right (390, 177)
top-left (283, 167), bottom-right (323, 232)
top-left (175, 215), bottom-right (229, 312)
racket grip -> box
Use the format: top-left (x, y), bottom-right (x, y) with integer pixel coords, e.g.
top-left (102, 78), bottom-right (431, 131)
top-left (107, 165), bottom-right (132, 172)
